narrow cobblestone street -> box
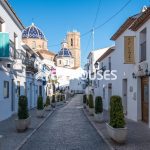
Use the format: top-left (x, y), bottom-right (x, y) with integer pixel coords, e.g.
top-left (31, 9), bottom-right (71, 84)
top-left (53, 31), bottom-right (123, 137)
top-left (20, 95), bottom-right (110, 150)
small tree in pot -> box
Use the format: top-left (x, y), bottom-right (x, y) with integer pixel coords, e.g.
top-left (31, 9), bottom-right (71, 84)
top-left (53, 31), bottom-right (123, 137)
top-left (106, 96), bottom-right (127, 143)
top-left (60, 94), bottom-right (65, 102)
top-left (88, 94), bottom-right (94, 115)
top-left (83, 94), bottom-right (87, 108)
top-left (15, 96), bottom-right (30, 132)
top-left (57, 94), bottom-right (60, 102)
top-left (37, 96), bottom-right (44, 118)
top-left (86, 95), bottom-right (89, 110)
top-left (51, 95), bottom-right (56, 108)
top-left (94, 96), bottom-right (103, 122)
top-left (44, 96), bottom-right (51, 111)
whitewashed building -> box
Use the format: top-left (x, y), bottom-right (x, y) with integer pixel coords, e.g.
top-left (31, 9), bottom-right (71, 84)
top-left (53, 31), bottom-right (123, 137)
top-left (0, 0), bottom-right (52, 121)
top-left (93, 6), bottom-right (150, 127)
top-left (0, 0), bottom-right (26, 121)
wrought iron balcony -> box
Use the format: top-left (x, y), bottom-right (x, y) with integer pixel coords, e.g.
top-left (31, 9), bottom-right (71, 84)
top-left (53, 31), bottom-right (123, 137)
top-left (24, 58), bottom-right (38, 73)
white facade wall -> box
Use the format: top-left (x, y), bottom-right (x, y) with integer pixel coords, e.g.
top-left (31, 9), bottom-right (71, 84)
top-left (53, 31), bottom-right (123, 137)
top-left (0, 1), bottom-right (25, 121)
top-left (94, 19), bottom-right (150, 126)
top-left (96, 33), bottom-right (137, 120)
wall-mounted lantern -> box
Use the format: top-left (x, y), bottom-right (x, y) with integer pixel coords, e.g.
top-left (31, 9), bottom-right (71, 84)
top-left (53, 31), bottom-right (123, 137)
top-left (132, 72), bottom-right (136, 79)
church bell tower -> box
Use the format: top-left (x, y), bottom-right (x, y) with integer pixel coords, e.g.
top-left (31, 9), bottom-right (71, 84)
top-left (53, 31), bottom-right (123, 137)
top-left (66, 31), bottom-right (80, 68)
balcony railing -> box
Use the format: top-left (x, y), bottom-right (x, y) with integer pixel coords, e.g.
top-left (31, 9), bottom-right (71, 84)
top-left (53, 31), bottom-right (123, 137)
top-left (25, 58), bottom-right (38, 73)
top-left (140, 41), bottom-right (146, 62)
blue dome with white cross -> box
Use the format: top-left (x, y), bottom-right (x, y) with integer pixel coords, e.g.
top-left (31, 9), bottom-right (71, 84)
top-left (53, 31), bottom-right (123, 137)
top-left (22, 23), bottom-right (45, 40)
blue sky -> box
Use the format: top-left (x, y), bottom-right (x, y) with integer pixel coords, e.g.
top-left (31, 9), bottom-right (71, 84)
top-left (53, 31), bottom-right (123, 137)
top-left (9, 0), bottom-right (149, 67)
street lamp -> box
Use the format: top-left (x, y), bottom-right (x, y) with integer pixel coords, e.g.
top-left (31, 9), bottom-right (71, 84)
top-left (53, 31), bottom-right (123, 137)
top-left (31, 54), bottom-right (36, 62)
top-left (132, 72), bottom-right (136, 79)
top-left (94, 62), bottom-right (99, 70)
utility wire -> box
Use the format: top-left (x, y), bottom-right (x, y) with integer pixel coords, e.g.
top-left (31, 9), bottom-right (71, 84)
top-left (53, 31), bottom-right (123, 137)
top-left (48, 0), bottom-right (132, 47)
top-left (92, 0), bottom-right (102, 28)
top-left (95, 0), bottom-right (132, 31)
top-left (85, 0), bottom-right (102, 54)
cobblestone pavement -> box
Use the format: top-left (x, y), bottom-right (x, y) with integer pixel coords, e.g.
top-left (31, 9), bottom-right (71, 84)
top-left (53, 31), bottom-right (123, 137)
top-left (20, 95), bottom-right (110, 150)
top-left (0, 108), bottom-right (52, 150)
top-left (85, 109), bottom-right (150, 150)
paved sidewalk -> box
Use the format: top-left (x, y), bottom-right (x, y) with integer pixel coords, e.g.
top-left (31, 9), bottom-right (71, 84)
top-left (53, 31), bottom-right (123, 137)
top-left (84, 109), bottom-right (150, 150)
top-left (20, 94), bottom-right (110, 150)
top-left (0, 102), bottom-right (66, 150)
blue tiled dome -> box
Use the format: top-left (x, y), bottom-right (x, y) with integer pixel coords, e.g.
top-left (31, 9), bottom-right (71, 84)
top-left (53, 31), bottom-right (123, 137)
top-left (22, 23), bottom-right (45, 39)
top-left (57, 48), bottom-right (72, 57)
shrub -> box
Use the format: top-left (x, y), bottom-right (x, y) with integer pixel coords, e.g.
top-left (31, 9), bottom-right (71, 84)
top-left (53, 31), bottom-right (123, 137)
top-left (52, 95), bottom-right (55, 103)
top-left (83, 95), bottom-right (87, 104)
top-left (88, 94), bottom-right (94, 108)
top-left (45, 96), bottom-right (50, 106)
top-left (109, 96), bottom-right (125, 128)
top-left (18, 96), bottom-right (29, 119)
top-left (60, 94), bottom-right (65, 101)
top-left (86, 95), bottom-right (89, 106)
top-left (37, 96), bottom-right (44, 110)
top-left (57, 94), bottom-right (60, 102)
top-left (95, 96), bottom-right (103, 114)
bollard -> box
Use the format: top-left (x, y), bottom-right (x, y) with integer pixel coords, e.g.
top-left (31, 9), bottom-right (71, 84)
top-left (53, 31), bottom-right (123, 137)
top-left (0, 135), bottom-right (3, 149)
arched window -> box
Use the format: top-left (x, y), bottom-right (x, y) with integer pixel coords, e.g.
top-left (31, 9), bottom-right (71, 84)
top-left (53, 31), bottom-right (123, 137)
top-left (71, 38), bottom-right (73, 46)
top-left (32, 41), bottom-right (36, 49)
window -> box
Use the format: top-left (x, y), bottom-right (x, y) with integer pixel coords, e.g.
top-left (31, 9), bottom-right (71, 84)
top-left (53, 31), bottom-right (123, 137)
top-left (103, 88), bottom-right (105, 99)
top-left (108, 57), bottom-right (111, 72)
top-left (14, 33), bottom-right (18, 49)
top-left (39, 86), bottom-right (42, 96)
top-left (59, 60), bottom-right (61, 64)
top-left (24, 82), bottom-right (27, 96)
top-left (65, 60), bottom-right (69, 65)
top-left (4, 81), bottom-right (9, 98)
top-left (71, 38), bottom-right (73, 46)
top-left (17, 81), bottom-right (20, 97)
top-left (140, 28), bottom-right (146, 62)
top-left (32, 41), bottom-right (36, 49)
top-left (0, 17), bottom-right (4, 32)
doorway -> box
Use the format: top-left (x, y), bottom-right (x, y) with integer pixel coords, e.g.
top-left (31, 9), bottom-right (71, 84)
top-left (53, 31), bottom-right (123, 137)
top-left (108, 83), bottom-right (112, 109)
top-left (30, 83), bottom-right (32, 108)
top-left (141, 77), bottom-right (149, 123)
top-left (122, 79), bottom-right (127, 115)
top-left (11, 79), bottom-right (15, 112)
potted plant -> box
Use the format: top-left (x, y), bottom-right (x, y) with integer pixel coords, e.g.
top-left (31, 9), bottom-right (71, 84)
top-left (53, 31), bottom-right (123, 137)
top-left (88, 94), bottom-right (94, 115)
top-left (86, 95), bottom-right (89, 110)
top-left (57, 94), bottom-right (60, 103)
top-left (37, 96), bottom-right (44, 118)
top-left (106, 96), bottom-right (127, 143)
top-left (94, 96), bottom-right (103, 122)
top-left (83, 94), bottom-right (87, 108)
top-left (44, 96), bottom-right (51, 111)
top-left (61, 94), bottom-right (65, 103)
top-left (15, 96), bottom-right (30, 132)
top-left (51, 95), bottom-right (56, 108)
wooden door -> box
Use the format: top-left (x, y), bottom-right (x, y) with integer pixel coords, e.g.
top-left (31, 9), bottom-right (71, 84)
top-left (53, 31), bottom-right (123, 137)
top-left (141, 77), bottom-right (149, 123)
top-left (123, 79), bottom-right (127, 115)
